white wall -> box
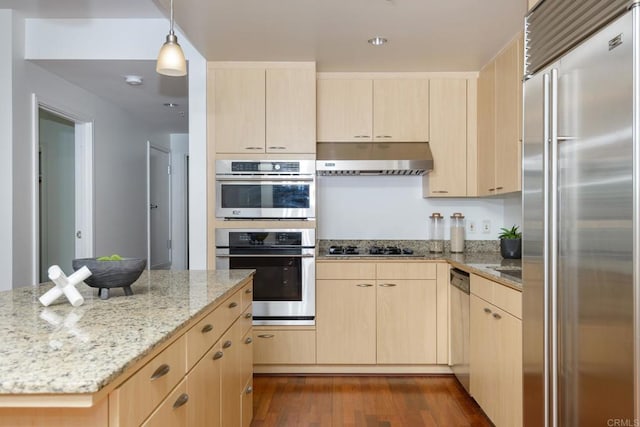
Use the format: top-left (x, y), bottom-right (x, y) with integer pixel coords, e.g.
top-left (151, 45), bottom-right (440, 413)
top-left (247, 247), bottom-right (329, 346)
top-left (318, 175), bottom-right (508, 240)
top-left (170, 134), bottom-right (188, 270)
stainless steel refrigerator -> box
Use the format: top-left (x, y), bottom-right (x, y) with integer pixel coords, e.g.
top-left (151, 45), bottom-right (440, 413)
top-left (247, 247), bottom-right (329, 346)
top-left (523, 1), bottom-right (639, 426)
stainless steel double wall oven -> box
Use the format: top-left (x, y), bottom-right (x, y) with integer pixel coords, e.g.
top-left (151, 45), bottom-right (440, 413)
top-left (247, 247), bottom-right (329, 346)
top-left (214, 160), bottom-right (316, 326)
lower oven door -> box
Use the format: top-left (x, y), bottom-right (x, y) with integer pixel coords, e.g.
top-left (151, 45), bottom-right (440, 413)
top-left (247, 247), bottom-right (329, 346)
top-left (216, 249), bottom-right (315, 325)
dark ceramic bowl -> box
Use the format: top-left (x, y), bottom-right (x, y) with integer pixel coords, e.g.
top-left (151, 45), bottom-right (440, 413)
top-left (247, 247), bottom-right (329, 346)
top-left (72, 258), bottom-right (146, 299)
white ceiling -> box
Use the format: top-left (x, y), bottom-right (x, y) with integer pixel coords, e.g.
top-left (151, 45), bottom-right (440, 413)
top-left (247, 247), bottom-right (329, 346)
top-left (4, 0), bottom-right (527, 134)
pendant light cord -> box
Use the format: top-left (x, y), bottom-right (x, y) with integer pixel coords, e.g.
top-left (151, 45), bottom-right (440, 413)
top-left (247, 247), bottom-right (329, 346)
top-left (170, 0), bottom-right (175, 35)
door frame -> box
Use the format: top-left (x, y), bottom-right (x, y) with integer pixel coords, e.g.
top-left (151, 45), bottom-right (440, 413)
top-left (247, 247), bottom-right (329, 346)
top-left (147, 142), bottom-right (172, 269)
top-left (31, 94), bottom-right (94, 284)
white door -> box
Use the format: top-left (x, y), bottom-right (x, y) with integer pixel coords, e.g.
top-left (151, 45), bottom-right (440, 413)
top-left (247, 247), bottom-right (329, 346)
top-left (148, 145), bottom-right (172, 269)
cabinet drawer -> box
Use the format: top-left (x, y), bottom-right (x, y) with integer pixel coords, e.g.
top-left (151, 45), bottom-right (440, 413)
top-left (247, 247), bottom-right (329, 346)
top-left (316, 262), bottom-right (376, 280)
top-left (376, 262), bottom-right (437, 279)
top-left (186, 307), bottom-right (227, 369)
top-left (219, 290), bottom-right (243, 333)
top-left (110, 335), bottom-right (186, 427)
top-left (142, 379), bottom-right (189, 427)
top-left (241, 377), bottom-right (253, 427)
top-left (253, 329), bottom-right (316, 364)
top-left (241, 281), bottom-right (253, 311)
top-left (471, 274), bottom-right (522, 319)
top-left (470, 274), bottom-right (494, 303)
top-left (240, 305), bottom-right (253, 337)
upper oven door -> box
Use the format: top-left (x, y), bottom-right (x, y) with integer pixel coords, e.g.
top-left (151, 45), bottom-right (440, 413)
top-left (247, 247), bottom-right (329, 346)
top-left (215, 160), bottom-right (316, 219)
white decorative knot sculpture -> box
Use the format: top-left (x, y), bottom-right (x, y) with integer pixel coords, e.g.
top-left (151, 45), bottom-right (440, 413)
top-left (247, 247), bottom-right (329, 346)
top-left (39, 265), bottom-right (92, 307)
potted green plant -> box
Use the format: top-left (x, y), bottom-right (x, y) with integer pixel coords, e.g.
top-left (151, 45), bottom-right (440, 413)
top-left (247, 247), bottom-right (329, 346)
top-left (498, 225), bottom-right (522, 259)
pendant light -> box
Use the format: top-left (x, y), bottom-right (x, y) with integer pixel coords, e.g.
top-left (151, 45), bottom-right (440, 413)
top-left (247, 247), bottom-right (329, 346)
top-left (156, 0), bottom-right (187, 76)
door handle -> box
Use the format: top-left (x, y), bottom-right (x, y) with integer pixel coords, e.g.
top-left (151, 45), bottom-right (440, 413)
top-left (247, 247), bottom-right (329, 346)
top-left (76, 230), bottom-right (82, 239)
top-left (150, 204), bottom-right (158, 209)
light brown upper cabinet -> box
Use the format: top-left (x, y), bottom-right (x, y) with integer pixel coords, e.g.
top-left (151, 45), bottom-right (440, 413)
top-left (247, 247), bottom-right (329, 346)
top-left (424, 79), bottom-right (469, 197)
top-left (317, 77), bottom-right (429, 142)
top-left (209, 62), bottom-right (316, 154)
top-left (476, 32), bottom-right (523, 196)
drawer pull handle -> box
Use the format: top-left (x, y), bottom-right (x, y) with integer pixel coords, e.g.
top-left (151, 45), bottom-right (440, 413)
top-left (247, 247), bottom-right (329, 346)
top-left (245, 288), bottom-right (252, 294)
top-left (483, 307), bottom-right (492, 314)
top-left (213, 351), bottom-right (224, 360)
top-left (488, 188), bottom-right (496, 192)
top-left (257, 334), bottom-right (275, 339)
top-left (150, 364), bottom-right (170, 381)
top-left (246, 386), bottom-right (253, 394)
top-left (173, 393), bottom-right (189, 409)
top-left (245, 313), bottom-right (253, 319)
top-left (245, 337), bottom-right (253, 344)
top-left (223, 340), bottom-right (233, 348)
top-left (379, 283), bottom-right (397, 287)
top-left (495, 186), bottom-right (504, 190)
top-left (201, 324), bottom-right (213, 333)
top-left (493, 313), bottom-right (502, 320)
top-left (432, 190), bottom-right (449, 194)
top-left (356, 283), bottom-right (373, 287)
top-left (228, 302), bottom-right (238, 308)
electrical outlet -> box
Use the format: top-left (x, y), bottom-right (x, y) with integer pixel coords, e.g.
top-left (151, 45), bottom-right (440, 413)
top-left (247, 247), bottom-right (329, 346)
top-left (468, 221), bottom-right (477, 233)
top-left (482, 219), bottom-right (491, 234)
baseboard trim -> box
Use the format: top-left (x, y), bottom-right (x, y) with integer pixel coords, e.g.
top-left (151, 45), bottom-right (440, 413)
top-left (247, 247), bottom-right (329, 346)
top-left (253, 364), bottom-right (453, 375)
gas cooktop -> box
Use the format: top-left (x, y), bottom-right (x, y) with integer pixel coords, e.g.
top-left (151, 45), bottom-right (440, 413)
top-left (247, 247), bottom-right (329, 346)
top-left (327, 245), bottom-right (416, 256)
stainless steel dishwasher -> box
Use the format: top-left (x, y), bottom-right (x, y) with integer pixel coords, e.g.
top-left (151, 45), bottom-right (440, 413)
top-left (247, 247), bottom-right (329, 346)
top-left (449, 268), bottom-right (470, 393)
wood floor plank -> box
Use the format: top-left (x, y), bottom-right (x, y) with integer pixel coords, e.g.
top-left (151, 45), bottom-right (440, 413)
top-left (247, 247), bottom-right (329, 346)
top-left (251, 376), bottom-right (492, 427)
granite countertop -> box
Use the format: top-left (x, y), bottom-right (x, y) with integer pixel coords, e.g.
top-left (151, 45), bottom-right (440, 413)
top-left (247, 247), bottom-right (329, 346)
top-left (317, 242), bottom-right (521, 290)
top-left (0, 269), bottom-right (254, 395)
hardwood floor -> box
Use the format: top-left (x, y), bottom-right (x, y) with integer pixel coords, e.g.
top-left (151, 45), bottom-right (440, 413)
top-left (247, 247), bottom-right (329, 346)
top-left (251, 375), bottom-right (492, 427)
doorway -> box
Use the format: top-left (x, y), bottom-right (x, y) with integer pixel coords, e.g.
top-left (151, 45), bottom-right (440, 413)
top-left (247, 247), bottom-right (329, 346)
top-left (34, 97), bottom-right (94, 283)
top-left (148, 144), bottom-right (172, 269)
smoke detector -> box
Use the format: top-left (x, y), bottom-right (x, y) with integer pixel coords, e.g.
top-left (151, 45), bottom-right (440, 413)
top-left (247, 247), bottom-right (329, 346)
top-left (124, 75), bottom-right (143, 86)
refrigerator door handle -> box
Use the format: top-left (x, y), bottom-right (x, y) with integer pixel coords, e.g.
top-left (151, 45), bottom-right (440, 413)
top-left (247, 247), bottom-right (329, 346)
top-left (549, 67), bottom-right (560, 427)
top-left (542, 71), bottom-right (551, 427)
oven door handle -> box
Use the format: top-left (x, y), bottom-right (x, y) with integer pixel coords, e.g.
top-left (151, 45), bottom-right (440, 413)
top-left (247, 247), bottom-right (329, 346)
top-left (215, 176), bottom-right (315, 182)
top-left (215, 254), bottom-right (315, 258)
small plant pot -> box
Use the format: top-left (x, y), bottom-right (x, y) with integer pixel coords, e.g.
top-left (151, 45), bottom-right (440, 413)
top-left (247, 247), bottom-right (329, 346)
top-left (500, 238), bottom-right (521, 259)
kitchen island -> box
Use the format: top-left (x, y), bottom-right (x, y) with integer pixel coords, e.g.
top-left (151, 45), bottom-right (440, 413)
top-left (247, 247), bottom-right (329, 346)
top-left (0, 269), bottom-right (254, 426)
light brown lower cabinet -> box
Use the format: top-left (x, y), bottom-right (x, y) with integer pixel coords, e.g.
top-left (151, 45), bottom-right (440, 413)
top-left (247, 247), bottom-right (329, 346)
top-left (253, 327), bottom-right (317, 365)
top-left (470, 275), bottom-right (522, 427)
top-left (142, 379), bottom-right (189, 427)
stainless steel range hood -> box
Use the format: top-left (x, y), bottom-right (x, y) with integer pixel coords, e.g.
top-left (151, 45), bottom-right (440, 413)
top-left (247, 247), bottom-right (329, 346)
top-left (316, 142), bottom-right (433, 176)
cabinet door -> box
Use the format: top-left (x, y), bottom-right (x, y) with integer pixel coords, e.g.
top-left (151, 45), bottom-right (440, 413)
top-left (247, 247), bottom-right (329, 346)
top-left (213, 68), bottom-right (266, 153)
top-left (220, 322), bottom-right (242, 427)
top-left (494, 306), bottom-right (523, 427)
top-left (253, 329), bottom-right (316, 364)
top-left (142, 379), bottom-right (189, 427)
top-left (373, 79), bottom-right (429, 141)
top-left (495, 35), bottom-right (522, 194)
top-left (376, 279), bottom-right (437, 364)
top-left (316, 79), bottom-right (373, 142)
top-left (316, 279), bottom-right (376, 364)
top-left (266, 67), bottom-right (316, 153)
top-left (427, 79), bottom-right (468, 197)
top-left (477, 61), bottom-right (496, 196)
top-left (187, 343), bottom-right (222, 427)
top-left (470, 295), bottom-right (497, 421)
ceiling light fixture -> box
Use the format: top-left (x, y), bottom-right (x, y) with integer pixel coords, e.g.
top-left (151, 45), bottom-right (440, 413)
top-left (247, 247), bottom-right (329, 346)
top-left (124, 75), bottom-right (143, 86)
top-left (156, 0), bottom-right (187, 77)
top-left (368, 36), bottom-right (388, 46)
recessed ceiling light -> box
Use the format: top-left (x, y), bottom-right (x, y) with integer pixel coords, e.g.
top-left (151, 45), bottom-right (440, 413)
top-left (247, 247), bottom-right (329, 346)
top-left (164, 102), bottom-right (180, 108)
top-left (368, 36), bottom-right (388, 46)
top-left (124, 75), bottom-right (143, 86)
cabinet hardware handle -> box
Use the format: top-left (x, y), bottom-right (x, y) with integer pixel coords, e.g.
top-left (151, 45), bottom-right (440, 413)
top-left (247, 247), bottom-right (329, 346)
top-left (245, 288), bottom-right (252, 294)
top-left (173, 393), bottom-right (189, 409)
top-left (245, 337), bottom-right (253, 344)
top-left (267, 146), bottom-right (287, 150)
top-left (375, 135), bottom-right (392, 138)
top-left (493, 313), bottom-right (502, 320)
top-left (433, 190), bottom-right (449, 194)
top-left (201, 324), bottom-right (213, 333)
top-left (213, 351), bottom-right (224, 360)
top-left (354, 135), bottom-right (370, 138)
top-left (228, 302), bottom-right (238, 308)
top-left (258, 334), bottom-right (275, 339)
top-left (150, 363), bottom-right (170, 380)
top-left (245, 313), bottom-right (253, 319)
top-left (496, 186), bottom-right (504, 190)
top-left (483, 307), bottom-right (492, 314)
top-left (223, 340), bottom-right (233, 348)
top-left (488, 188), bottom-right (496, 192)
top-left (356, 283), bottom-right (374, 287)
top-left (244, 146), bottom-right (263, 150)
top-left (246, 386), bottom-right (254, 394)
top-left (379, 283), bottom-right (397, 287)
